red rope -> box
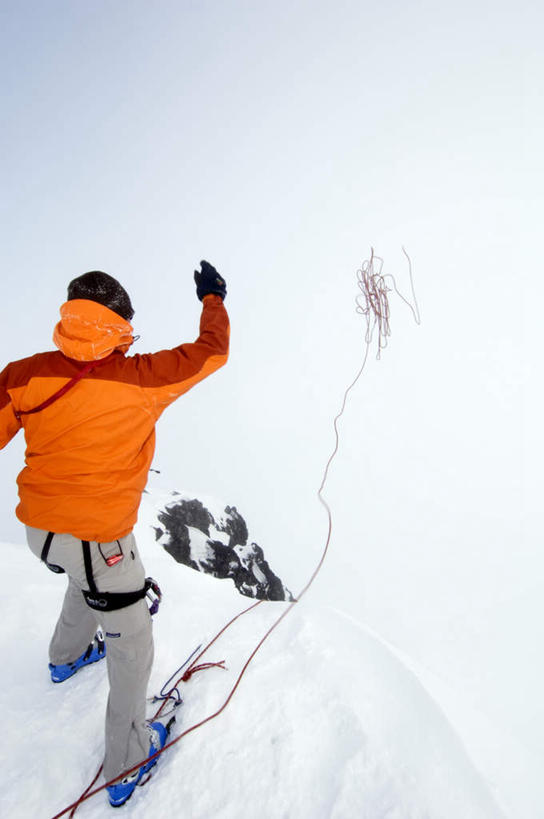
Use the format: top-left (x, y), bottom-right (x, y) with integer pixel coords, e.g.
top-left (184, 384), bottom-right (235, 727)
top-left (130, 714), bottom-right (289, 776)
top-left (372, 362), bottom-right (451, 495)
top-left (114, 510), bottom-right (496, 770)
top-left (53, 602), bottom-right (295, 819)
top-left (52, 409), bottom-right (348, 819)
top-left (51, 252), bottom-right (418, 819)
top-left (181, 660), bottom-right (226, 682)
top-left (154, 599), bottom-right (262, 721)
top-left (50, 344), bottom-right (368, 818)
top-left (53, 602), bottom-right (263, 818)
top-left (62, 661), bottom-right (225, 818)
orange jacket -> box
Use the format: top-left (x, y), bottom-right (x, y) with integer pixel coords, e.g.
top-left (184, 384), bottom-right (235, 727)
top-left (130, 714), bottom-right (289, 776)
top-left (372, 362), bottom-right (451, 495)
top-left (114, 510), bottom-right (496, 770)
top-left (0, 294), bottom-right (229, 541)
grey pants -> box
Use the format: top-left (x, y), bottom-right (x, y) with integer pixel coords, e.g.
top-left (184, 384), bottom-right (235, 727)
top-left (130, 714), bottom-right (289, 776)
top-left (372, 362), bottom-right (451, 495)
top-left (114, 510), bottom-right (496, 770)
top-left (26, 526), bottom-right (154, 782)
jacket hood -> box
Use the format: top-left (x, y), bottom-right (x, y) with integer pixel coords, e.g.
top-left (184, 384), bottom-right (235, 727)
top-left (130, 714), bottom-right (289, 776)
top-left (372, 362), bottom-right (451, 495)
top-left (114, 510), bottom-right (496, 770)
top-left (53, 299), bottom-right (134, 361)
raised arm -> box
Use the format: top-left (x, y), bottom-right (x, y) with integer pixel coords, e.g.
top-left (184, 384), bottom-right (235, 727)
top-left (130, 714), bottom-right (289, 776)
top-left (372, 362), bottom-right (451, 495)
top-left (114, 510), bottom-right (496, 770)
top-left (134, 261), bottom-right (230, 412)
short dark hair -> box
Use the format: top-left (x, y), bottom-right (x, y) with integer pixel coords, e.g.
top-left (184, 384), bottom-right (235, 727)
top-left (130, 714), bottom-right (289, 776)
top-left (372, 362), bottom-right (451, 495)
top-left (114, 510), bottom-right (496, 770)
top-left (67, 271), bottom-right (134, 322)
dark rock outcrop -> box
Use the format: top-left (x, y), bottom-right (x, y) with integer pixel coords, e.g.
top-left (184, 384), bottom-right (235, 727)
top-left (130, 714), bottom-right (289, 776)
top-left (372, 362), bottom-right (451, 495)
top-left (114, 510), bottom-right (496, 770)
top-left (153, 498), bottom-right (293, 602)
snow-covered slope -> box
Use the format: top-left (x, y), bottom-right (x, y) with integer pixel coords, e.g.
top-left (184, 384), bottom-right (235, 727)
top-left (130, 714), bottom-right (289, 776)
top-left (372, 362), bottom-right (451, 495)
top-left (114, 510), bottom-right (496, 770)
top-left (0, 500), bottom-right (511, 819)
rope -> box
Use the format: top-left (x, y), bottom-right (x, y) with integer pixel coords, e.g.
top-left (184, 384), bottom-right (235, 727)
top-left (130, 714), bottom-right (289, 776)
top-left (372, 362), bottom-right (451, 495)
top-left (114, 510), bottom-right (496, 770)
top-left (52, 249), bottom-right (419, 819)
top-left (55, 602), bottom-right (263, 818)
top-left (150, 644), bottom-right (203, 709)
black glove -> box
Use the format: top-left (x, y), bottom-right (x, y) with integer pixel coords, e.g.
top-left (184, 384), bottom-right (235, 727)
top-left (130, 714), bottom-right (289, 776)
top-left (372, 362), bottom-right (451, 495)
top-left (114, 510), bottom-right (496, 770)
top-left (194, 260), bottom-right (227, 301)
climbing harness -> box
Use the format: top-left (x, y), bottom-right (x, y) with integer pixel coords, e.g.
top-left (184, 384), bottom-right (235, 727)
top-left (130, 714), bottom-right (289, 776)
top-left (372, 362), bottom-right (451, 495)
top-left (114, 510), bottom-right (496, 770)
top-left (80, 539), bottom-right (150, 612)
top-left (40, 532), bottom-right (162, 615)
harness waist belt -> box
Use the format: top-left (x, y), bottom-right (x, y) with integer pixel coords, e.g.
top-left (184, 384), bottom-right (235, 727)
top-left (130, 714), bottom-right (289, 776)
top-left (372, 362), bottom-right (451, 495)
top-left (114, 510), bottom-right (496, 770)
top-left (82, 584), bottom-right (150, 612)
top-left (80, 539), bottom-right (151, 612)
top-left (40, 534), bottom-right (150, 612)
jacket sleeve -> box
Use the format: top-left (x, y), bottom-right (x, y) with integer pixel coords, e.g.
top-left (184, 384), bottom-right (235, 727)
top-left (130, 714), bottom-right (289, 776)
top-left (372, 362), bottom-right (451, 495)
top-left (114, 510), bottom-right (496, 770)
top-left (0, 364), bottom-right (22, 449)
top-left (135, 294), bottom-right (230, 414)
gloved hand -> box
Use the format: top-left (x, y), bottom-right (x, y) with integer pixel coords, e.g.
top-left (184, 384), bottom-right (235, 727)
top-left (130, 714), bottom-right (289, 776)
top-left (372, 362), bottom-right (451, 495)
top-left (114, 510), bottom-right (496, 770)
top-left (194, 260), bottom-right (227, 301)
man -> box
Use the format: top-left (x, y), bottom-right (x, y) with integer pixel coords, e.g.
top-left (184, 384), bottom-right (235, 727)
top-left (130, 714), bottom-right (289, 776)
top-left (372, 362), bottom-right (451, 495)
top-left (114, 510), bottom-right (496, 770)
top-left (0, 261), bottom-right (229, 807)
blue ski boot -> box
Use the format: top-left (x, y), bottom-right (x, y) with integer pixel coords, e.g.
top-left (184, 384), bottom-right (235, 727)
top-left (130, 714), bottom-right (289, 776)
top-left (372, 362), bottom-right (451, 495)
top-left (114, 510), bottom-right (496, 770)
top-left (49, 631), bottom-right (106, 683)
top-left (107, 721), bottom-right (170, 808)
top-left (141, 721), bottom-right (168, 775)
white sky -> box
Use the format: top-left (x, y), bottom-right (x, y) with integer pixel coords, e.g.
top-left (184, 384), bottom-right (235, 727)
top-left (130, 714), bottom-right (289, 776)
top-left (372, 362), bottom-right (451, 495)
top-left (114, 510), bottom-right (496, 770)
top-left (1, 0), bottom-right (542, 796)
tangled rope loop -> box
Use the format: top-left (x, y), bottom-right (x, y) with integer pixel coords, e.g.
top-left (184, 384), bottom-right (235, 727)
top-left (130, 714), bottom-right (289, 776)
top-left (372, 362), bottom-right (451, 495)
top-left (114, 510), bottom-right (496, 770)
top-left (181, 660), bottom-right (227, 682)
top-left (355, 247), bottom-right (421, 358)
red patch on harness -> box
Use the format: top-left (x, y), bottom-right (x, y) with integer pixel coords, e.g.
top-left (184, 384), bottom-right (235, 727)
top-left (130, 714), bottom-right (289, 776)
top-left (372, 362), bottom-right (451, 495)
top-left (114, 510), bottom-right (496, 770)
top-left (106, 554), bottom-right (124, 567)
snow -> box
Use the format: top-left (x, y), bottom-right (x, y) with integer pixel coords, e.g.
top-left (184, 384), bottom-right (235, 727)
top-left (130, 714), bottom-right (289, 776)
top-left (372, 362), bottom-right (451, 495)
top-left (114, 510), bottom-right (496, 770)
top-left (0, 485), bottom-right (529, 818)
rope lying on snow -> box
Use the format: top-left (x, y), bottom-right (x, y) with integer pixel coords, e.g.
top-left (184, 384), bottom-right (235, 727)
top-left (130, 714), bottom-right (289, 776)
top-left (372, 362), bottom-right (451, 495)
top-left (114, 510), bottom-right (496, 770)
top-left (52, 249), bottom-right (420, 819)
top-left (59, 603), bottom-right (262, 819)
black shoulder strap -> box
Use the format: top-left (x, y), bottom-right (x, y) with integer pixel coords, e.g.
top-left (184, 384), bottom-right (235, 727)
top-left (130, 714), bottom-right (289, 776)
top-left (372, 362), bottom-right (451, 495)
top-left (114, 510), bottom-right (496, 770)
top-left (81, 540), bottom-right (98, 594)
top-left (40, 531), bottom-right (66, 574)
top-left (40, 531), bottom-right (55, 563)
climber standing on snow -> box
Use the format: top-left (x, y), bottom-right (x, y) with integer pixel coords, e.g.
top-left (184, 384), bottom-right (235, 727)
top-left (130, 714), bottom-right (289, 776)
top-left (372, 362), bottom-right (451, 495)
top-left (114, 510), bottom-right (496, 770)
top-left (0, 261), bottom-right (229, 807)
